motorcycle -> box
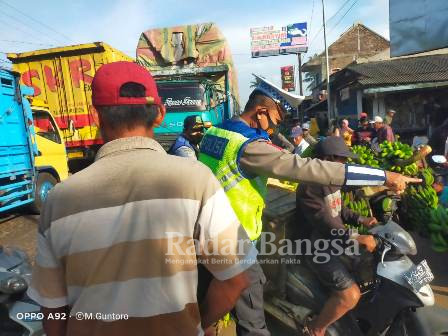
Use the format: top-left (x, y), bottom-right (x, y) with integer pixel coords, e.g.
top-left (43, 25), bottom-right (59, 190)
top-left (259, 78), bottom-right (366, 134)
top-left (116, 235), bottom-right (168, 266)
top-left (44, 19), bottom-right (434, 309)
top-left (265, 216), bottom-right (447, 335)
top-left (0, 246), bottom-right (44, 336)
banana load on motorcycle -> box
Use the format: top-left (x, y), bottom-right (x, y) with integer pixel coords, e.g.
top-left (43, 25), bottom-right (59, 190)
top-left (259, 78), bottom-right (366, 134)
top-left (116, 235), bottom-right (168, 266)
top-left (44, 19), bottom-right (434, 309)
top-left (298, 137), bottom-right (448, 253)
top-left (262, 137), bottom-right (447, 336)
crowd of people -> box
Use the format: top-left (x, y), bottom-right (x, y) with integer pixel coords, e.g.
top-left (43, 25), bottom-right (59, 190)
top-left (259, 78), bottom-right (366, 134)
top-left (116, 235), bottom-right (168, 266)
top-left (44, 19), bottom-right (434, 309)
top-left (327, 111), bottom-right (396, 150)
top-left (246, 109), bottom-right (399, 158)
top-left (28, 61), bottom-right (423, 336)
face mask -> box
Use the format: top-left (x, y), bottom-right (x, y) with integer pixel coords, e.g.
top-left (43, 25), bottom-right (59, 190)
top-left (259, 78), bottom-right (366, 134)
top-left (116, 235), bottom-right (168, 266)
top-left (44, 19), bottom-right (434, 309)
top-left (189, 130), bottom-right (204, 145)
top-left (266, 116), bottom-right (280, 135)
top-left (266, 102), bottom-right (284, 134)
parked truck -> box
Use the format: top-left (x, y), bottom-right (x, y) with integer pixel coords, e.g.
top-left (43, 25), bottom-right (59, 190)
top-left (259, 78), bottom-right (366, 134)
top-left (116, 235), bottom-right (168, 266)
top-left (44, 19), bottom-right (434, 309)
top-left (7, 42), bottom-right (132, 171)
top-left (7, 29), bottom-right (239, 160)
top-left (0, 69), bottom-right (68, 214)
top-left (137, 22), bottom-right (240, 148)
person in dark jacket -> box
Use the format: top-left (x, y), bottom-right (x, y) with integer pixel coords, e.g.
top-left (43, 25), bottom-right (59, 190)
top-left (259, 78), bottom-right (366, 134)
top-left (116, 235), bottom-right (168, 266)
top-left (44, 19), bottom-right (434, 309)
top-left (353, 113), bottom-right (375, 145)
top-left (296, 136), bottom-right (379, 336)
top-left (168, 115), bottom-right (205, 159)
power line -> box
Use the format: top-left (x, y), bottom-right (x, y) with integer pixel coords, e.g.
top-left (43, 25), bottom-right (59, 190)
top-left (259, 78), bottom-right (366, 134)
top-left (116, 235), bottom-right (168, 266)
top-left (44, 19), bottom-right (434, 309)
top-left (327, 0), bottom-right (354, 24)
top-left (0, 16), bottom-right (56, 46)
top-left (329, 0), bottom-right (360, 34)
top-left (0, 0), bottom-right (73, 43)
top-left (0, 10), bottom-right (64, 44)
top-left (307, 0), bottom-right (353, 50)
top-left (308, 0), bottom-right (316, 40)
top-left (0, 39), bottom-right (55, 47)
top-left (308, 0), bottom-right (352, 49)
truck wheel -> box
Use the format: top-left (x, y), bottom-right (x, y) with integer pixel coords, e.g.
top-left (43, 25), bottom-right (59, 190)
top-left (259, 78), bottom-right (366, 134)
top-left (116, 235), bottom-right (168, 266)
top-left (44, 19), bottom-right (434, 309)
top-left (29, 172), bottom-right (57, 214)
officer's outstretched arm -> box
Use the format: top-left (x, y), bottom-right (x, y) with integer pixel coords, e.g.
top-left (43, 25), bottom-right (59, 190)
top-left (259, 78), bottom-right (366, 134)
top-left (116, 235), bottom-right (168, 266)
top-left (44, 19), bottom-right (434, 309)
top-left (239, 140), bottom-right (385, 187)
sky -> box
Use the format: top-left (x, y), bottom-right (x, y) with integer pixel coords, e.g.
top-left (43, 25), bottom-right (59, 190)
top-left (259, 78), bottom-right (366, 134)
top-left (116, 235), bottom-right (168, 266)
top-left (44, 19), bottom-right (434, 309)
top-left (0, 0), bottom-right (390, 105)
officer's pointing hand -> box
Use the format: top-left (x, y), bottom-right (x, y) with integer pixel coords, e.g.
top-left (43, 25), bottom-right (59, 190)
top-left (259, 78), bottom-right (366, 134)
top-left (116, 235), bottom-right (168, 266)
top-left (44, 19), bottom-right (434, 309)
top-left (385, 172), bottom-right (422, 194)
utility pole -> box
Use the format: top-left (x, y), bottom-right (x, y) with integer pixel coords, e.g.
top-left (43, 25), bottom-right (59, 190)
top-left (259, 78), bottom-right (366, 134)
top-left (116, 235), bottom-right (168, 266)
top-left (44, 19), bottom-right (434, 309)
top-left (297, 53), bottom-right (303, 96)
top-left (321, 0), bottom-right (332, 125)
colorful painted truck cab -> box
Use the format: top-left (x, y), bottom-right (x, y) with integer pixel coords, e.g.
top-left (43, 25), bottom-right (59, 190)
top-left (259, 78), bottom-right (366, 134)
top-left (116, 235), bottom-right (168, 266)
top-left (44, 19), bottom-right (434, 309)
top-left (0, 69), bottom-right (68, 214)
top-left (137, 22), bottom-right (240, 148)
top-left (7, 43), bottom-right (132, 169)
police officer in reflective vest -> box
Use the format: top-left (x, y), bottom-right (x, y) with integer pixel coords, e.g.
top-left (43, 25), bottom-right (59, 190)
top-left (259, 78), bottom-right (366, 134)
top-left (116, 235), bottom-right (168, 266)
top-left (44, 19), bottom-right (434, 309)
top-left (199, 74), bottom-right (420, 336)
top-left (168, 115), bottom-right (205, 159)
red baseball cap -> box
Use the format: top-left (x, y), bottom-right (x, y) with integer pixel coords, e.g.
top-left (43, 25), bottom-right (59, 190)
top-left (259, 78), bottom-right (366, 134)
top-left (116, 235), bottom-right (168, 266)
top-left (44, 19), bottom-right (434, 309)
top-left (92, 61), bottom-right (162, 107)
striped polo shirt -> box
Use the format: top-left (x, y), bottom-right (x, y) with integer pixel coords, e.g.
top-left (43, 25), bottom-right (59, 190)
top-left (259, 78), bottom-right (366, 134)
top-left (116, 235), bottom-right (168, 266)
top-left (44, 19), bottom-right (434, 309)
top-left (28, 136), bottom-right (257, 336)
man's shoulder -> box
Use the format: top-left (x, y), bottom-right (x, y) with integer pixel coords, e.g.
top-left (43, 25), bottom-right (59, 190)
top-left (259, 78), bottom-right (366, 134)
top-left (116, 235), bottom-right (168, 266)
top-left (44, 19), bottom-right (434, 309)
top-left (55, 150), bottom-right (213, 193)
top-left (169, 154), bottom-right (211, 172)
top-left (44, 151), bottom-right (219, 222)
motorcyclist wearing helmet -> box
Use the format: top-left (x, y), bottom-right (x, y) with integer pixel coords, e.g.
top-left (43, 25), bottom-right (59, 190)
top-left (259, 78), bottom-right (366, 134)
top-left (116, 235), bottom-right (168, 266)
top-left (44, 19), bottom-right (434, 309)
top-left (168, 115), bottom-right (206, 159)
top-left (296, 136), bottom-right (379, 336)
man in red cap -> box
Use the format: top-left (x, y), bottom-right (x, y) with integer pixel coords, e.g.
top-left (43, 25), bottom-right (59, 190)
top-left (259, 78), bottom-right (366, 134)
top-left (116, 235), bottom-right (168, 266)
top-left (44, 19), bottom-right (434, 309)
top-left (29, 61), bottom-right (256, 336)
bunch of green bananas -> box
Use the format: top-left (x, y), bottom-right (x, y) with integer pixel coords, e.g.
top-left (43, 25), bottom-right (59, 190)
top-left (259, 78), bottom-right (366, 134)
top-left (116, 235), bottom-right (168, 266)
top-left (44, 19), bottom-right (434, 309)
top-left (428, 206), bottom-right (448, 253)
top-left (379, 141), bottom-right (413, 160)
top-left (346, 198), bottom-right (371, 217)
top-left (345, 224), bottom-right (369, 235)
top-left (378, 141), bottom-right (418, 175)
top-left (406, 185), bottom-right (439, 209)
top-left (421, 168), bottom-right (435, 186)
top-left (403, 185), bottom-right (439, 233)
top-left (400, 162), bottom-right (419, 176)
top-left (342, 191), bottom-right (371, 234)
top-left (348, 145), bottom-right (380, 167)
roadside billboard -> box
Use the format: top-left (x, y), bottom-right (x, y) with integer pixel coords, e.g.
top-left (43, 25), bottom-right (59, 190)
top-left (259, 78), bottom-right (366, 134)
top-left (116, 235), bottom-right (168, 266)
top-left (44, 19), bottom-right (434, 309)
top-left (250, 22), bottom-right (308, 58)
top-left (390, 0), bottom-right (448, 57)
top-left (281, 66), bottom-right (295, 92)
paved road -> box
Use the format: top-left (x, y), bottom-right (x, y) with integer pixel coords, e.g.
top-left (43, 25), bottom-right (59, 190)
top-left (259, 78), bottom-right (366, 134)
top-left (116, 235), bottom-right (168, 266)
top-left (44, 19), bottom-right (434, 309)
top-left (0, 211), bottom-right (38, 262)
top-left (0, 212), bottom-right (446, 336)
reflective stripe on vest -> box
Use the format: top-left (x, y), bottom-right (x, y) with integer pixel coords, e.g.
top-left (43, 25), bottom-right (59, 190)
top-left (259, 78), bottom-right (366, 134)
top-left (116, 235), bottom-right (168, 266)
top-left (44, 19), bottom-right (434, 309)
top-left (199, 126), bottom-right (267, 241)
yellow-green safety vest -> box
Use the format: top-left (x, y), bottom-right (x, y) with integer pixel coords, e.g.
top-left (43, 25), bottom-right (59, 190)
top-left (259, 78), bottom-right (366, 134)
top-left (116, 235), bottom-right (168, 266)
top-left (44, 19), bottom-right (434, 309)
top-left (199, 126), bottom-right (268, 241)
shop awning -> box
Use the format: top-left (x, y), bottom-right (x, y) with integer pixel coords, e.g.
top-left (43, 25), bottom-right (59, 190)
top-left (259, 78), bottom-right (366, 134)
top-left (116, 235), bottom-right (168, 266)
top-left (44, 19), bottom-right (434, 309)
top-left (363, 80), bottom-right (448, 94)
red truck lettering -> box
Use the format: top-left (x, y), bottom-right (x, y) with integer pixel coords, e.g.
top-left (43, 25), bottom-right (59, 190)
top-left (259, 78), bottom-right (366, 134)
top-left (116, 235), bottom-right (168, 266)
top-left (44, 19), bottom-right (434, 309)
top-left (21, 70), bottom-right (41, 96)
top-left (44, 65), bottom-right (58, 92)
top-left (69, 59), bottom-right (93, 88)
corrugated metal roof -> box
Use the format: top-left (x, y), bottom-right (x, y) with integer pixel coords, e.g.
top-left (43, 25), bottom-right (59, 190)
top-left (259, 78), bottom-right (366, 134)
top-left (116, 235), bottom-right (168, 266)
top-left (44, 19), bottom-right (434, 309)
top-left (348, 54), bottom-right (448, 85)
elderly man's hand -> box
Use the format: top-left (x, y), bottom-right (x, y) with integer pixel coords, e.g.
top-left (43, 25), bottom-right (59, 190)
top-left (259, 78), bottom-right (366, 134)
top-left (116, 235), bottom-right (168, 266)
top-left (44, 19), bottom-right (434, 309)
top-left (356, 235), bottom-right (377, 252)
top-left (360, 217), bottom-right (378, 227)
top-left (385, 171), bottom-right (422, 194)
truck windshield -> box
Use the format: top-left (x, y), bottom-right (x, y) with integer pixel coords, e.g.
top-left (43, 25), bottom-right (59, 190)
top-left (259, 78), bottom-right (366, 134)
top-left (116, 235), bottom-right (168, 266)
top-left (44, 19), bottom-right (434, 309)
top-left (32, 110), bottom-right (61, 144)
top-left (157, 82), bottom-right (206, 112)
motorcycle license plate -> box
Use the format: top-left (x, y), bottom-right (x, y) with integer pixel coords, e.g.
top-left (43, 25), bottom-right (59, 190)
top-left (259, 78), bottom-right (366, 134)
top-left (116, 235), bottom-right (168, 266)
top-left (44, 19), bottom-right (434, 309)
top-left (403, 260), bottom-right (434, 291)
